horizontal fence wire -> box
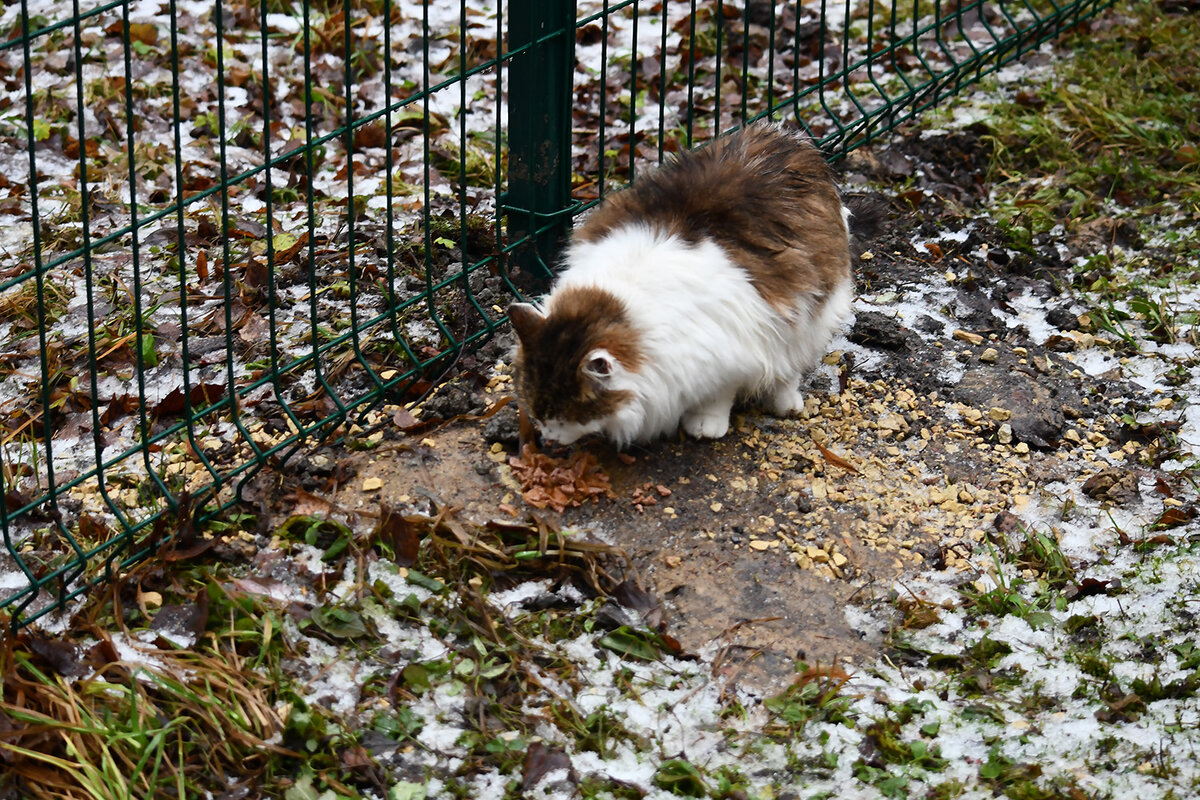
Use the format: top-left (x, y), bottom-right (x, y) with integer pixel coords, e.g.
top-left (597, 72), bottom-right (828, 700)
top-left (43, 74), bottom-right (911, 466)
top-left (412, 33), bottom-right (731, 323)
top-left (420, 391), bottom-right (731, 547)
top-left (0, 0), bottom-right (1114, 628)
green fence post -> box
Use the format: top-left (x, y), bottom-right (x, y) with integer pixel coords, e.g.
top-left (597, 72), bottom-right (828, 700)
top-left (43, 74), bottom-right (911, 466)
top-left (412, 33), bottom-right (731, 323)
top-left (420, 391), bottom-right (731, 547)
top-left (503, 0), bottom-right (577, 287)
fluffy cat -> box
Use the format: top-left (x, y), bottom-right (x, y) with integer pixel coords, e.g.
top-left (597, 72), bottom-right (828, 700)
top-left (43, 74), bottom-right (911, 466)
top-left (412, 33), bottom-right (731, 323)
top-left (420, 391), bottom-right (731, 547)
top-left (509, 122), bottom-right (853, 447)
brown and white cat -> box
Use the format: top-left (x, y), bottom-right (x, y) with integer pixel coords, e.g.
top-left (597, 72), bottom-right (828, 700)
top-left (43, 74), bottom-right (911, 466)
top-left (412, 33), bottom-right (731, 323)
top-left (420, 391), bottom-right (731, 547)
top-left (509, 122), bottom-right (854, 447)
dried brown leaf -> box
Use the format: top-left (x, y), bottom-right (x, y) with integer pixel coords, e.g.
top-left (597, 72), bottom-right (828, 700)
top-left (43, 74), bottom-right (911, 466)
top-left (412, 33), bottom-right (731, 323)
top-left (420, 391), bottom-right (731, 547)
top-left (375, 503), bottom-right (421, 567)
top-left (814, 441), bottom-right (859, 474)
top-left (195, 249), bottom-right (209, 283)
top-left (1152, 505), bottom-right (1195, 530)
top-left (154, 383), bottom-right (226, 417)
top-left (28, 636), bottom-right (84, 677)
top-left (508, 446), bottom-right (612, 511)
top-left (613, 579), bottom-right (662, 629)
top-left (101, 393), bottom-right (140, 426)
top-left (522, 742), bottom-right (575, 790)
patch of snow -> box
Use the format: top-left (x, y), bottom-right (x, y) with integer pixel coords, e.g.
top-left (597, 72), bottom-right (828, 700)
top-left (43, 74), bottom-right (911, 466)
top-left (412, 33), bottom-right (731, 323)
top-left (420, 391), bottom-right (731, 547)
top-left (995, 287), bottom-right (1059, 345)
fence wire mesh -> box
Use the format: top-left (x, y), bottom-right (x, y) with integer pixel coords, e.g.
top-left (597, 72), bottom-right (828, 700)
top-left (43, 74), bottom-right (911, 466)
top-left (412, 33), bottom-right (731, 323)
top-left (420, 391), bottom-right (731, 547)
top-left (0, 0), bottom-right (1114, 627)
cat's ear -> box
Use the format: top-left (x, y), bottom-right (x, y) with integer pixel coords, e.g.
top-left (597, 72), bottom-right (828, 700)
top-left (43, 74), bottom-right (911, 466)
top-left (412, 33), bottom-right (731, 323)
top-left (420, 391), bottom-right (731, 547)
top-left (508, 303), bottom-right (544, 343)
top-left (581, 348), bottom-right (616, 382)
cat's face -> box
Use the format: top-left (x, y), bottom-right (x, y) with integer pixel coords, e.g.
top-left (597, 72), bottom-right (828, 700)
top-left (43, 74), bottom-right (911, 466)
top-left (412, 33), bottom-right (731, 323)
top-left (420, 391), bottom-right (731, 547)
top-left (508, 289), bottom-right (642, 444)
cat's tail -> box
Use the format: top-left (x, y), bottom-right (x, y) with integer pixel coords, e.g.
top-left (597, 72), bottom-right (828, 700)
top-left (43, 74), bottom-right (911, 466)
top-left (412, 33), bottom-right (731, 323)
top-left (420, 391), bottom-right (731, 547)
top-left (842, 192), bottom-right (888, 260)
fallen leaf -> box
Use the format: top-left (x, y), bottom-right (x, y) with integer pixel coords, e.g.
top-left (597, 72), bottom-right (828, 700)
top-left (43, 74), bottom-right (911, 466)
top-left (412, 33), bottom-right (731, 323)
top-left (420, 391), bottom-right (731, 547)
top-left (613, 579), bottom-right (662, 630)
top-left (241, 256), bottom-right (269, 301)
top-left (795, 663), bottom-right (851, 687)
top-left (290, 488), bottom-right (334, 517)
top-left (127, 22), bottom-right (158, 46)
top-left (522, 742), bottom-right (575, 791)
top-left (229, 577), bottom-right (288, 598)
top-left (150, 596), bottom-right (210, 643)
top-left (195, 249), bottom-right (209, 283)
top-left (508, 445), bottom-right (611, 511)
top-left (5, 489), bottom-right (30, 514)
top-left (374, 503), bottom-right (421, 567)
top-left (270, 231), bottom-right (308, 264)
top-left (308, 604), bottom-right (368, 639)
top-left (391, 407), bottom-right (422, 432)
top-left (814, 441), bottom-right (859, 474)
top-left (1151, 505), bottom-right (1195, 530)
top-left (28, 636), bottom-right (85, 676)
top-left (1064, 577), bottom-right (1121, 600)
top-left (154, 383), bottom-right (227, 417)
top-left (100, 393), bottom-right (140, 425)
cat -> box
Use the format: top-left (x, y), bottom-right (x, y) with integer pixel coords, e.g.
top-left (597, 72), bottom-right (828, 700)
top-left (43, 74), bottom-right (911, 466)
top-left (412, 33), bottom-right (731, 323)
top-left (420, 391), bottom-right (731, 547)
top-left (509, 121), bottom-right (855, 447)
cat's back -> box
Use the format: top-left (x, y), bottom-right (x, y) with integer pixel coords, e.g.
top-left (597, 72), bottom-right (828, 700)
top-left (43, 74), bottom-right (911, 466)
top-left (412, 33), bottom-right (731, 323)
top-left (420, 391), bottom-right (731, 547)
top-left (574, 124), bottom-right (842, 250)
top-left (570, 123), bottom-right (850, 311)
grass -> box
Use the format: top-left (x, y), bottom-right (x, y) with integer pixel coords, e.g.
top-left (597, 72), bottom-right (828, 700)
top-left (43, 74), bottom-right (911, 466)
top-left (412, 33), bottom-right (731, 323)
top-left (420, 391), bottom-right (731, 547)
top-left (984, 1), bottom-right (1200, 248)
top-left (763, 662), bottom-right (856, 737)
top-left (0, 604), bottom-right (293, 798)
top-left (0, 503), bottom-right (638, 799)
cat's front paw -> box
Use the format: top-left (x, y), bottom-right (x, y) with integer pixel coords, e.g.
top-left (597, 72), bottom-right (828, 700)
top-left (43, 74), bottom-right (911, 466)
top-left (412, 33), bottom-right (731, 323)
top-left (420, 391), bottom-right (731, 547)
top-left (682, 410), bottom-right (731, 439)
top-left (767, 386), bottom-right (806, 417)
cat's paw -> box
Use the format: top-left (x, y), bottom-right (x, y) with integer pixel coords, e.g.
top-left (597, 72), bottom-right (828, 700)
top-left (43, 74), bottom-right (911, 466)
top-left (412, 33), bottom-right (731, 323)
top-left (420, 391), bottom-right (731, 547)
top-left (682, 410), bottom-right (731, 439)
top-left (767, 385), bottom-right (806, 417)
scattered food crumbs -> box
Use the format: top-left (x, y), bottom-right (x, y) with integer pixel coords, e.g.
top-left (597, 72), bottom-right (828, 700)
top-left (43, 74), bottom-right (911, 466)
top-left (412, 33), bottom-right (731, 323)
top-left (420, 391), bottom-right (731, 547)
top-left (362, 477), bottom-right (383, 492)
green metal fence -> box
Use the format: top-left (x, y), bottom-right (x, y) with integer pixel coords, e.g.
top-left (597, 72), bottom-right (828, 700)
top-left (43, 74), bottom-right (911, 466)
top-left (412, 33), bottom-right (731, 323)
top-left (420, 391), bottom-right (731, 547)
top-left (0, 0), bottom-right (1115, 628)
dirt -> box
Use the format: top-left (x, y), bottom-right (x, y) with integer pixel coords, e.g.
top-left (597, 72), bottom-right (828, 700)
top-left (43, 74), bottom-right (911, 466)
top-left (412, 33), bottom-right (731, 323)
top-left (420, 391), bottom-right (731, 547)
top-left (302, 129), bottom-right (1171, 694)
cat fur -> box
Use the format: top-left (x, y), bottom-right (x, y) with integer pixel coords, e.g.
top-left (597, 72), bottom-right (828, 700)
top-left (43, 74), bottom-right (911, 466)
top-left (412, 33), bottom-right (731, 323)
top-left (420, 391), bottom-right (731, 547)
top-left (509, 122), bottom-right (853, 447)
